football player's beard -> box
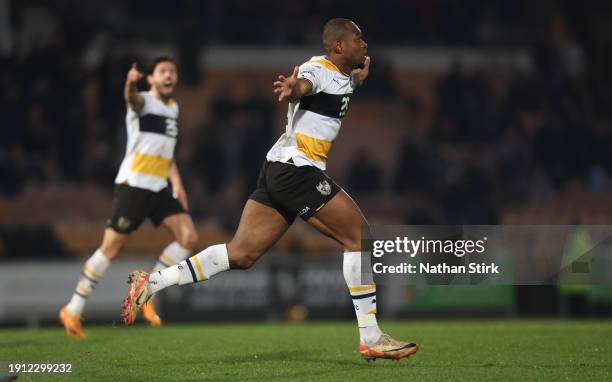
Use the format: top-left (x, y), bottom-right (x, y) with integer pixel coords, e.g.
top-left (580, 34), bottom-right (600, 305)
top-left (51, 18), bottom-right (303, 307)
top-left (157, 84), bottom-right (174, 97)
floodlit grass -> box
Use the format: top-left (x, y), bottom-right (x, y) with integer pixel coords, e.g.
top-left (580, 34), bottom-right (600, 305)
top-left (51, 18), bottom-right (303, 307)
top-left (2, 320), bottom-right (611, 381)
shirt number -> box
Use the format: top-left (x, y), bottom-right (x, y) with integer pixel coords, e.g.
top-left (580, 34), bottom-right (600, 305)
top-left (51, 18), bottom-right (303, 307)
top-left (339, 97), bottom-right (350, 117)
top-left (165, 118), bottom-right (178, 137)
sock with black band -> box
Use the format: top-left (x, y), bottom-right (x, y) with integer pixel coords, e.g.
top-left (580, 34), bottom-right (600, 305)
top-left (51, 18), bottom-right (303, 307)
top-left (148, 244), bottom-right (229, 294)
top-left (344, 251), bottom-right (382, 345)
top-left (66, 249), bottom-right (110, 315)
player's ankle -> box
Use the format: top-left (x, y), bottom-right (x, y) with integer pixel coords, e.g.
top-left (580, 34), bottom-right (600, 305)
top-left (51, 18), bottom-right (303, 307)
top-left (361, 326), bottom-right (382, 346)
top-left (149, 265), bottom-right (180, 294)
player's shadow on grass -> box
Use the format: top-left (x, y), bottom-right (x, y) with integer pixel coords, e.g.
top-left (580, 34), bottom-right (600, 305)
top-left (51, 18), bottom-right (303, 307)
top-left (216, 350), bottom-right (387, 367)
top-left (119, 351), bottom-right (413, 382)
top-left (216, 350), bottom-right (311, 363)
top-left (194, 352), bottom-right (378, 382)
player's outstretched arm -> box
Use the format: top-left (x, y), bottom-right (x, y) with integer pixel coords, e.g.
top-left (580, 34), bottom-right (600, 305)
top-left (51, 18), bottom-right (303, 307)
top-left (273, 66), bottom-right (313, 103)
top-left (351, 56), bottom-right (371, 88)
top-left (124, 63), bottom-right (145, 113)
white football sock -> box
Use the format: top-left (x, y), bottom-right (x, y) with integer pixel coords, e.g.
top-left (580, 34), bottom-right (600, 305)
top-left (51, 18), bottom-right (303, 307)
top-left (344, 251), bottom-right (382, 345)
top-left (148, 244), bottom-right (229, 294)
top-left (66, 249), bottom-right (110, 315)
top-left (151, 241), bottom-right (192, 273)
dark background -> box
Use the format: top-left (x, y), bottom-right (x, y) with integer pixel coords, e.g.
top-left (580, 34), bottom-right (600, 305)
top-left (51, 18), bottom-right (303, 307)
top-left (1, 0), bottom-right (611, 323)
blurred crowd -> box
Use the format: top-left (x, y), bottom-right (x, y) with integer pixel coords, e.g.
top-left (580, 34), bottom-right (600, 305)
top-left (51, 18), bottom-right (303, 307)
top-left (1, 0), bottom-right (612, 228)
top-left (389, 59), bottom-right (612, 225)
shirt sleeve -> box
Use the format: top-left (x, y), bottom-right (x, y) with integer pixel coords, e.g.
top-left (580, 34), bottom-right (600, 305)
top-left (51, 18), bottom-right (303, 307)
top-left (130, 92), bottom-right (153, 116)
top-left (297, 61), bottom-right (332, 95)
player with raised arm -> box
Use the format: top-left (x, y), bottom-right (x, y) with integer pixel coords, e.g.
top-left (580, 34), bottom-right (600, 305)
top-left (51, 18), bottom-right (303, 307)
top-left (60, 57), bottom-right (198, 338)
top-left (122, 20), bottom-right (418, 361)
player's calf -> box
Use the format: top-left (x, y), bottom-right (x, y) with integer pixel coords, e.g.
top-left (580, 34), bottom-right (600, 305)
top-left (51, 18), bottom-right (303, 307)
top-left (227, 251), bottom-right (260, 269)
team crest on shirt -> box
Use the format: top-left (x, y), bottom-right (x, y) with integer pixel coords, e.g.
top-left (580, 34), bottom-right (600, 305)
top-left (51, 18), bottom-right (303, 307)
top-left (316, 180), bottom-right (331, 196)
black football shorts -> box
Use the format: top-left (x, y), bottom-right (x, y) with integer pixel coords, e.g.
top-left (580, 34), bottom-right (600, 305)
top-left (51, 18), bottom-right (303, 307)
top-left (249, 160), bottom-right (341, 224)
top-left (107, 184), bottom-right (186, 234)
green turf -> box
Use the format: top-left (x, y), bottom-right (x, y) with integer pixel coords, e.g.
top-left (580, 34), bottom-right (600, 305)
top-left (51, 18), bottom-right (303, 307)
top-left (1, 320), bottom-right (611, 381)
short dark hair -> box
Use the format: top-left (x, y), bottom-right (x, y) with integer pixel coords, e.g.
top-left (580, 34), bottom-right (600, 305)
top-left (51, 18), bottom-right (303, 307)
top-left (147, 56), bottom-right (177, 75)
top-left (322, 18), bottom-right (353, 52)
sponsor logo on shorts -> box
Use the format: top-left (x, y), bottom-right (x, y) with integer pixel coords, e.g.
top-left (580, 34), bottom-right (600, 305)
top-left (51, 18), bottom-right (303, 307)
top-left (316, 180), bottom-right (332, 196)
top-left (299, 206), bottom-right (310, 216)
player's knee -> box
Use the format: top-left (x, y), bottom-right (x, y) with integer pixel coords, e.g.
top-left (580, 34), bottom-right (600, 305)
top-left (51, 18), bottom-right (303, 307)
top-left (178, 230), bottom-right (198, 251)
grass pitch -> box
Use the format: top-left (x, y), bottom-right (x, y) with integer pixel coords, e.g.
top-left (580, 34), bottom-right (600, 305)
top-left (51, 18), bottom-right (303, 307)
top-left (2, 320), bottom-right (611, 381)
